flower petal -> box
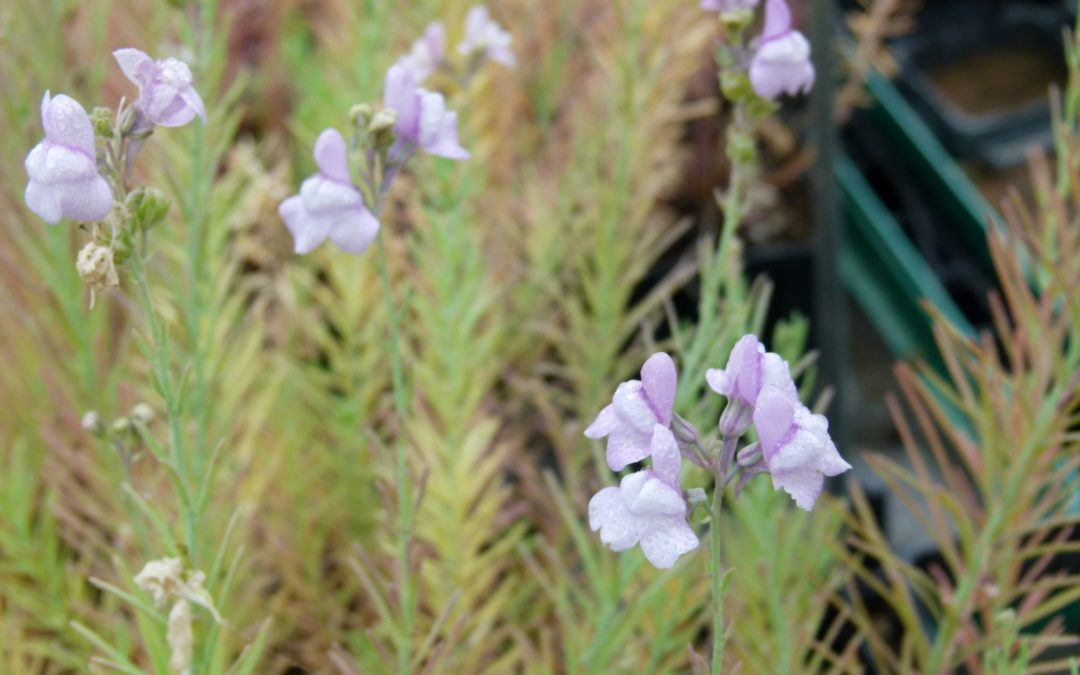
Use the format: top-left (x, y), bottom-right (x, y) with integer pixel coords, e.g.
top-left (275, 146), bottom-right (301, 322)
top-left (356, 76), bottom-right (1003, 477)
top-left (771, 467), bottom-right (825, 511)
top-left (113, 48), bottom-right (154, 87)
top-left (588, 487), bottom-right (641, 552)
top-left (41, 93), bottom-right (95, 156)
top-left (639, 519), bottom-right (699, 568)
top-left (641, 352), bottom-right (676, 425)
top-left (56, 176), bottom-right (114, 222)
top-left (280, 195), bottom-right (330, 255)
top-left (385, 64), bottom-right (421, 142)
top-left (328, 206), bottom-right (380, 255)
top-left (25, 179), bottom-right (61, 224)
top-left (605, 427), bottom-right (652, 471)
top-left (584, 404), bottom-right (618, 439)
top-left (753, 385), bottom-right (797, 462)
top-left (761, 0), bottom-right (793, 42)
top-left (425, 110), bottom-right (470, 161)
top-left (649, 424), bottom-right (681, 490)
top-left (626, 475), bottom-right (686, 518)
top-left (313, 128), bottom-right (352, 184)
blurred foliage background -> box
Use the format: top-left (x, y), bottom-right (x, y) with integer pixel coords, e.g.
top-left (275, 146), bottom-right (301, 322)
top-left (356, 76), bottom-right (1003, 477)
top-left (0, 1), bottom-right (1077, 673)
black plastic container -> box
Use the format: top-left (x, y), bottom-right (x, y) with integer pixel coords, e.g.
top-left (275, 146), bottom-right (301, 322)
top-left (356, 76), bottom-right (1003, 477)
top-left (893, 2), bottom-right (1070, 168)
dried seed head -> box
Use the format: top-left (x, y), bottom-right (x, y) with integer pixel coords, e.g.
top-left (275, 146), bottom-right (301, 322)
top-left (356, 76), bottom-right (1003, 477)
top-left (75, 242), bottom-right (119, 308)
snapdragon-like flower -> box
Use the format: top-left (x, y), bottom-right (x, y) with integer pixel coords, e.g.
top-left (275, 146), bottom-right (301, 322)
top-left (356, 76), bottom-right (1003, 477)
top-left (706, 334), bottom-right (796, 437)
top-left (585, 352), bottom-right (678, 471)
top-left (114, 48), bottom-right (207, 128)
top-left (24, 92), bottom-right (113, 225)
top-left (701, 0), bottom-right (759, 11)
top-left (589, 425), bottom-right (699, 568)
top-left (458, 6), bottom-right (516, 69)
top-left (384, 64), bottom-right (470, 162)
top-left (753, 386), bottom-right (851, 510)
top-left (398, 22), bottom-right (447, 82)
top-left (279, 128), bottom-right (380, 255)
top-left (749, 0), bottom-right (815, 100)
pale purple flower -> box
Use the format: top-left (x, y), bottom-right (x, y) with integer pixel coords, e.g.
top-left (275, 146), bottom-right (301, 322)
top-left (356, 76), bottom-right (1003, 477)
top-left (753, 386), bottom-right (851, 510)
top-left (398, 22), bottom-right (447, 82)
top-left (701, 0), bottom-right (759, 11)
top-left (279, 128), bottom-right (379, 255)
top-left (114, 48), bottom-right (207, 128)
top-left (749, 0), bottom-right (815, 100)
top-left (384, 64), bottom-right (470, 163)
top-left (706, 334), bottom-right (796, 437)
top-left (24, 92), bottom-right (113, 225)
top-left (585, 352), bottom-right (678, 471)
top-left (589, 425), bottom-right (699, 568)
top-left (458, 6), bottom-right (516, 69)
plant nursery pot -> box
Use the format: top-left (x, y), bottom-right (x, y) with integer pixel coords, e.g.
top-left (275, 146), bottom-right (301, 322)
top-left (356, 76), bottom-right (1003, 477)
top-left (892, 2), bottom-right (1069, 169)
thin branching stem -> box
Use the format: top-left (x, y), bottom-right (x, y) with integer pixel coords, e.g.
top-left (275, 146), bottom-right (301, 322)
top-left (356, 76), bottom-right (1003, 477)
top-left (374, 225), bottom-right (414, 675)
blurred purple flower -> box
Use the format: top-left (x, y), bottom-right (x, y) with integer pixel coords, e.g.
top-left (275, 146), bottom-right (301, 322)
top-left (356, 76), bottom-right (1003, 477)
top-left (753, 386), bottom-right (851, 510)
top-left (706, 334), bottom-right (796, 437)
top-left (398, 22), bottom-right (447, 82)
top-left (589, 425), bottom-right (699, 568)
top-left (458, 5), bottom-right (516, 69)
top-left (384, 64), bottom-right (470, 162)
top-left (114, 48), bottom-right (206, 128)
top-left (701, 0), bottom-right (759, 11)
top-left (585, 352), bottom-right (679, 471)
top-left (279, 128), bottom-right (379, 255)
top-left (749, 0), bottom-right (815, 100)
top-left (24, 92), bottom-right (113, 225)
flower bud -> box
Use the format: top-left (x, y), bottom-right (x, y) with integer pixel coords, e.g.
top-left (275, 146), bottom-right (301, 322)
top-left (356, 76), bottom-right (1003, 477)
top-left (736, 442), bottom-right (762, 467)
top-left (111, 417), bottom-right (132, 435)
top-left (81, 411), bottom-right (106, 436)
top-left (369, 108), bottom-right (397, 134)
top-left (727, 132), bottom-right (757, 166)
top-left (125, 186), bottom-right (171, 232)
top-left (720, 9), bottom-right (754, 36)
top-left (686, 487), bottom-right (708, 506)
top-left (131, 403), bottom-right (155, 426)
top-left (91, 107), bottom-right (115, 140)
top-left (350, 103), bottom-right (373, 129)
top-left (720, 71), bottom-right (753, 104)
top-left (369, 108), bottom-right (399, 151)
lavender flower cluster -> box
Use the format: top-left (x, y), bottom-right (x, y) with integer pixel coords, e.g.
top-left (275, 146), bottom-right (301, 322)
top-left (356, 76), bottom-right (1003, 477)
top-left (585, 336), bottom-right (851, 569)
top-left (704, 0), bottom-right (815, 100)
top-left (279, 5), bottom-right (514, 257)
top-left (25, 49), bottom-right (204, 226)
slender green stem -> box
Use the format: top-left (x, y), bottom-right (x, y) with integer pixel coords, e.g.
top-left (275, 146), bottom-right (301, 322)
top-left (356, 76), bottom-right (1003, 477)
top-left (374, 228), bottom-right (413, 675)
top-left (710, 482), bottom-right (725, 674)
top-left (128, 251), bottom-right (198, 561)
top-left (710, 436), bottom-right (738, 674)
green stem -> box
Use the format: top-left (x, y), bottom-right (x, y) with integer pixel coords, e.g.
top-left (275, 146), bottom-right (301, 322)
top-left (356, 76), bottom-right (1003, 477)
top-left (374, 228), bottom-right (413, 675)
top-left (710, 436), bottom-right (738, 674)
top-left (128, 252), bottom-right (198, 561)
top-left (710, 490), bottom-right (725, 674)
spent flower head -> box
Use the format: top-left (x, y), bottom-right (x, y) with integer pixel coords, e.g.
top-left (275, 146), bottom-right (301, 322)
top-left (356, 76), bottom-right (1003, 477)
top-left (749, 0), bottom-right (815, 100)
top-left (589, 425), bottom-right (699, 568)
top-left (279, 128), bottom-right (380, 255)
top-left (24, 93), bottom-right (113, 225)
top-left (114, 48), bottom-right (207, 129)
top-left (584, 352), bottom-right (678, 471)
